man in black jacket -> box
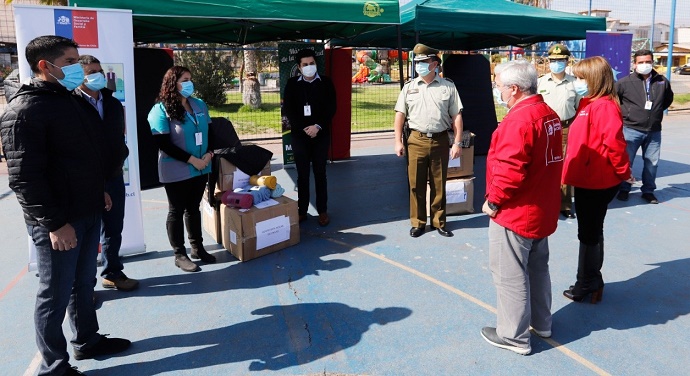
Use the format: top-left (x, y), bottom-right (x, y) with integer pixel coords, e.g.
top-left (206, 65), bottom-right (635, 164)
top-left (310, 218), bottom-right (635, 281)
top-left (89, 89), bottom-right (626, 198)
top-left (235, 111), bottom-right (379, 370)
top-left (76, 54), bottom-right (138, 292)
top-left (0, 36), bottom-right (130, 376)
top-left (616, 49), bottom-right (674, 204)
top-left (283, 48), bottom-right (337, 226)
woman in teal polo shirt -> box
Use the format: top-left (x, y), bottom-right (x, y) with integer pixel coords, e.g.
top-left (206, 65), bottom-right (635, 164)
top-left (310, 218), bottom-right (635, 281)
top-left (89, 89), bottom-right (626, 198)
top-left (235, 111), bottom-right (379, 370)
top-left (148, 66), bottom-right (215, 272)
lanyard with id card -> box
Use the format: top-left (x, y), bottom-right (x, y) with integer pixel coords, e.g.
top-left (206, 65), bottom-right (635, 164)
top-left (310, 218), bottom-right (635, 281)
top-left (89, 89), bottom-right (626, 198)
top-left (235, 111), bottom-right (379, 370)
top-left (304, 104), bottom-right (312, 116)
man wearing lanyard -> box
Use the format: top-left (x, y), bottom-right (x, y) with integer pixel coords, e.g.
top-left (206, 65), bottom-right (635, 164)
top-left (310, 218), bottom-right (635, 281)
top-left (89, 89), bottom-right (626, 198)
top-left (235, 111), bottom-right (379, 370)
top-left (537, 44), bottom-right (580, 218)
top-left (283, 48), bottom-right (337, 227)
top-left (616, 49), bottom-right (674, 204)
top-left (394, 43), bottom-right (463, 238)
top-left (77, 55), bottom-right (138, 291)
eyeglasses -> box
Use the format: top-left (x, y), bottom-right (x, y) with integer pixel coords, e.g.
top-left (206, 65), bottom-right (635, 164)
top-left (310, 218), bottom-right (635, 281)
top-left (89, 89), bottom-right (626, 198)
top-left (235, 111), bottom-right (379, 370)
top-left (492, 82), bottom-right (509, 90)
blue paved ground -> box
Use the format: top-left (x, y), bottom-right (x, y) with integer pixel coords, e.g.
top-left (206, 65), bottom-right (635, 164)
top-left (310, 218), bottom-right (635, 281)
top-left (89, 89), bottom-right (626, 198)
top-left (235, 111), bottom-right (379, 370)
top-left (1, 112), bottom-right (689, 375)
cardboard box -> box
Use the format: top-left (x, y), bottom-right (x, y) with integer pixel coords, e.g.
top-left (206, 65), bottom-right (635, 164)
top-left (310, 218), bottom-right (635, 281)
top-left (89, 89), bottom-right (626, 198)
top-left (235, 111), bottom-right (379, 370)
top-left (447, 145), bottom-right (475, 179)
top-left (201, 189), bottom-right (222, 244)
top-left (427, 177), bottom-right (475, 216)
top-left (221, 196), bottom-right (300, 262)
top-left (217, 159), bottom-right (271, 192)
top-left (447, 131), bottom-right (475, 179)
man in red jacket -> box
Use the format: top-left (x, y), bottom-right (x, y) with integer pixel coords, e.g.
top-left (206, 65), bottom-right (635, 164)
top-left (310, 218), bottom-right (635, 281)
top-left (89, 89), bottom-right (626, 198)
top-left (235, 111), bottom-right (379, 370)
top-left (480, 60), bottom-right (563, 355)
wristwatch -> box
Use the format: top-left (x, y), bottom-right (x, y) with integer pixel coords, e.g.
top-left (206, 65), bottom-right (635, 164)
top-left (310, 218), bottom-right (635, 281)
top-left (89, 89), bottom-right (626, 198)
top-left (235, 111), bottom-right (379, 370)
top-left (487, 201), bottom-right (499, 211)
top-left (454, 141), bottom-right (462, 147)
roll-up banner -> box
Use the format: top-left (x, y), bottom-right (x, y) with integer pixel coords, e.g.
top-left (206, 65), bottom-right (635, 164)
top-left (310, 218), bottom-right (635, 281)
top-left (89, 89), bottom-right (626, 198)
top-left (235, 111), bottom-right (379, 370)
top-left (13, 4), bottom-right (146, 270)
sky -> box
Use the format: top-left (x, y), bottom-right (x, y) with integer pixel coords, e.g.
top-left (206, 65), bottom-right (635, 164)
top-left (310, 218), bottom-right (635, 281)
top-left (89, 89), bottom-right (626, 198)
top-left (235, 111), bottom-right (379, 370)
top-left (398, 0), bottom-right (690, 27)
top-left (550, 0), bottom-right (690, 27)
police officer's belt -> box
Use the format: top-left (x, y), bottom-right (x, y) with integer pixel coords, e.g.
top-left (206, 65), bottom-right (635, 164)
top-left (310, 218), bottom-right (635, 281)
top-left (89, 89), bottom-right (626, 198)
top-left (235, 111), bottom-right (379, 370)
top-left (413, 130), bottom-right (447, 138)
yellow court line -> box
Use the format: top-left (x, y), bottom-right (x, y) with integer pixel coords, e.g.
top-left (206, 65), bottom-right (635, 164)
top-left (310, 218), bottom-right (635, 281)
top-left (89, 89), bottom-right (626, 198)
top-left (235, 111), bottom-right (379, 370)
top-left (327, 237), bottom-right (612, 376)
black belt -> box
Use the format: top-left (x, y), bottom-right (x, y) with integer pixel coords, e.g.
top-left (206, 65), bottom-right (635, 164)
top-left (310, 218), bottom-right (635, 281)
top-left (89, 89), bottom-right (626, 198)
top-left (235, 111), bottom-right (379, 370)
top-left (414, 130), bottom-right (447, 138)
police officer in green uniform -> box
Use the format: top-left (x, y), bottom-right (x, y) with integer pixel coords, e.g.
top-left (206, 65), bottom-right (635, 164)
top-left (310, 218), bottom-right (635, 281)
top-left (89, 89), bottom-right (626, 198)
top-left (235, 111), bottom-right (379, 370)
top-left (537, 43), bottom-right (580, 218)
top-left (394, 43), bottom-right (464, 238)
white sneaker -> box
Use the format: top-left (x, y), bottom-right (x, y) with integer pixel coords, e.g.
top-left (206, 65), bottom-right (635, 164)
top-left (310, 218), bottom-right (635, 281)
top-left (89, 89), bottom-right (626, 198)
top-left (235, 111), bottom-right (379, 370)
top-left (481, 327), bottom-right (531, 355)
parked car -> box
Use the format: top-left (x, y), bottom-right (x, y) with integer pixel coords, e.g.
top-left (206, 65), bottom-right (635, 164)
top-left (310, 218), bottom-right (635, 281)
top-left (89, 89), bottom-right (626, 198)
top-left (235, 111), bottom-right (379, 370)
top-left (673, 64), bottom-right (690, 75)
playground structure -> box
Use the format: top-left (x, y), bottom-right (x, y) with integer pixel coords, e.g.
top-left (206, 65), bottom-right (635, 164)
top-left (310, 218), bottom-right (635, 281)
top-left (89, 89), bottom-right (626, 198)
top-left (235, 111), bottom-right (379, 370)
top-left (352, 49), bottom-right (402, 84)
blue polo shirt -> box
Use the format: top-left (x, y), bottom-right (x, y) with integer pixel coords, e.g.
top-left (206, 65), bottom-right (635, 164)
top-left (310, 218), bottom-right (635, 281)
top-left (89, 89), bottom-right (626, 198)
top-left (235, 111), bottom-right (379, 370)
top-left (148, 97), bottom-right (211, 183)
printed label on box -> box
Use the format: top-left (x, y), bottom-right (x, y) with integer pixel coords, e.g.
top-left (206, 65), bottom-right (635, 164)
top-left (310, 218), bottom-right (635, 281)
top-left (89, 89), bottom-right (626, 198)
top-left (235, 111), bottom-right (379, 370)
top-left (230, 230), bottom-right (237, 245)
top-left (233, 169), bottom-right (251, 189)
top-left (255, 215), bottom-right (290, 250)
top-left (447, 181), bottom-right (468, 203)
top-left (254, 199), bottom-right (279, 209)
top-left (202, 200), bottom-right (213, 216)
top-left (448, 155), bottom-right (461, 168)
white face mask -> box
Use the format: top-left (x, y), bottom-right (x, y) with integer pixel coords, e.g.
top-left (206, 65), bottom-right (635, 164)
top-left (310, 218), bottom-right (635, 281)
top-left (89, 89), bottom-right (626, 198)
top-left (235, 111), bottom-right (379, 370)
top-left (636, 63), bottom-right (653, 75)
top-left (301, 64), bottom-right (317, 78)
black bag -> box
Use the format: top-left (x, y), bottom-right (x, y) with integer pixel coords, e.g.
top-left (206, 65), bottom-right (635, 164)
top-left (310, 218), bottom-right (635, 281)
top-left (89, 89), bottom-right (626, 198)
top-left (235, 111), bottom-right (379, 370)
top-left (209, 117), bottom-right (241, 151)
top-left (217, 144), bottom-right (273, 176)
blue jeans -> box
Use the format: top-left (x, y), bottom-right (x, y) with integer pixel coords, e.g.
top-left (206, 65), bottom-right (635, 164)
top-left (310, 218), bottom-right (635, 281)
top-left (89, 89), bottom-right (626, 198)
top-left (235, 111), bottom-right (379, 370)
top-left (620, 127), bottom-right (661, 194)
top-left (28, 213), bottom-right (102, 375)
top-left (101, 175), bottom-right (126, 279)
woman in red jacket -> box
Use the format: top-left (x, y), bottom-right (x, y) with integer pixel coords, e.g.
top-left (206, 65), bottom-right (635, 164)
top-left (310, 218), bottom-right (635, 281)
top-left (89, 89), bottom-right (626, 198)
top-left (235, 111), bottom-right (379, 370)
top-left (562, 56), bottom-right (634, 303)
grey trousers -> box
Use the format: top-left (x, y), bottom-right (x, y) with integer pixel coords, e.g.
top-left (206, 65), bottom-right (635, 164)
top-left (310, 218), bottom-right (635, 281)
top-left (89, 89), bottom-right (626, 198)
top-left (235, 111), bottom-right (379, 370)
top-left (488, 220), bottom-right (552, 349)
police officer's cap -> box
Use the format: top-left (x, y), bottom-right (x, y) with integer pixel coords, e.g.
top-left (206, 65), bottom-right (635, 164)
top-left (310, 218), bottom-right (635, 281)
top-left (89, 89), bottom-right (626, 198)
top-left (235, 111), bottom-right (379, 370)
top-left (547, 44), bottom-right (571, 59)
top-left (413, 43), bottom-right (439, 61)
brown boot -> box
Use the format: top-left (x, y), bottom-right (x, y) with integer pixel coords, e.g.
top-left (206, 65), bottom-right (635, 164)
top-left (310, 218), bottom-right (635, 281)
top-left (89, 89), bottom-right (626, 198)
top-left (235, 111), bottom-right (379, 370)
top-left (191, 247), bottom-right (216, 263)
top-left (174, 254), bottom-right (200, 272)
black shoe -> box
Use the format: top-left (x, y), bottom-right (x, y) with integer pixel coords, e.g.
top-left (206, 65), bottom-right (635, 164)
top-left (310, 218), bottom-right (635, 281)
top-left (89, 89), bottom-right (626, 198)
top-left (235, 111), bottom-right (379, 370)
top-left (617, 191), bottom-right (629, 201)
top-left (480, 327), bottom-right (531, 355)
top-left (560, 210), bottom-right (576, 219)
top-left (431, 226), bottom-right (453, 237)
top-left (409, 227), bottom-right (425, 238)
top-left (65, 366), bottom-right (86, 375)
top-left (191, 247), bottom-right (216, 263)
top-left (73, 334), bottom-right (131, 360)
top-left (641, 193), bottom-right (659, 204)
top-left (174, 255), bottom-right (200, 272)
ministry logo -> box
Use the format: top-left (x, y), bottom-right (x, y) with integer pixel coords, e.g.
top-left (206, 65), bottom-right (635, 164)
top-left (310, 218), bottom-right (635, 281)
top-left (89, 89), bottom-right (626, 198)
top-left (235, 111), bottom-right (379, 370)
top-left (56, 15), bottom-right (70, 25)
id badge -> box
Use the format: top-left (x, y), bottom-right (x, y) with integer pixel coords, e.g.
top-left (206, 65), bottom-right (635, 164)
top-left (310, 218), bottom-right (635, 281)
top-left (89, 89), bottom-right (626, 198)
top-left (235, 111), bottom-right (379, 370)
top-left (303, 105), bottom-right (312, 116)
top-left (644, 100), bottom-right (653, 110)
top-left (195, 132), bottom-right (203, 146)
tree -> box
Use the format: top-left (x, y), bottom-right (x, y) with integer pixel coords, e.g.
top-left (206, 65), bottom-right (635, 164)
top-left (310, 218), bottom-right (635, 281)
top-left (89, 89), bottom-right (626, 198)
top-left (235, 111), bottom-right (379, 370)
top-left (241, 44), bottom-right (262, 110)
top-left (176, 45), bottom-right (234, 107)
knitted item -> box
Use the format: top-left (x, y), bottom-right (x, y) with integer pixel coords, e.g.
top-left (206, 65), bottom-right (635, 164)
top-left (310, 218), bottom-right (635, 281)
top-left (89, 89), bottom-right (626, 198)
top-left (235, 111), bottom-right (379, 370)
top-left (234, 185), bottom-right (272, 204)
top-left (270, 183), bottom-right (285, 198)
top-left (221, 191), bottom-right (253, 209)
top-left (249, 175), bottom-right (277, 190)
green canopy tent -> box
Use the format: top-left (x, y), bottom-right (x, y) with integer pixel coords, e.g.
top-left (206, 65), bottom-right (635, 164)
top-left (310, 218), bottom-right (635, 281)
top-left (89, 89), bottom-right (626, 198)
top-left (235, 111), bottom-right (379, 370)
top-left (332, 0), bottom-right (606, 50)
top-left (68, 0), bottom-right (401, 44)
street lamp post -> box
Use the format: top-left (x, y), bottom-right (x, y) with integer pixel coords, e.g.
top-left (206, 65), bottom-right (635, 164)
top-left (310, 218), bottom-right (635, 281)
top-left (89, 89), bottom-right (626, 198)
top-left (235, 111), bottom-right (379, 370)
top-left (650, 0), bottom-right (657, 49)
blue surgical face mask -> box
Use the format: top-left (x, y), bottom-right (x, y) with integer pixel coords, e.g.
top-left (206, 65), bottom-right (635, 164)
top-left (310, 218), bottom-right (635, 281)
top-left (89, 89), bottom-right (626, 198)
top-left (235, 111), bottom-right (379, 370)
top-left (549, 60), bottom-right (567, 74)
top-left (573, 79), bottom-right (589, 96)
top-left (46, 61), bottom-right (85, 91)
top-left (415, 61), bottom-right (431, 76)
top-left (84, 72), bottom-right (106, 91)
top-left (493, 87), bottom-right (510, 108)
top-left (179, 81), bottom-right (194, 98)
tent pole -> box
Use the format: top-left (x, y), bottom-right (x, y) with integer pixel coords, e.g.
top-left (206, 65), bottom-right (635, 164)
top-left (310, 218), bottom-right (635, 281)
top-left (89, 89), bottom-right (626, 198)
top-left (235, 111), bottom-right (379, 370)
top-left (397, 25), bottom-right (405, 89)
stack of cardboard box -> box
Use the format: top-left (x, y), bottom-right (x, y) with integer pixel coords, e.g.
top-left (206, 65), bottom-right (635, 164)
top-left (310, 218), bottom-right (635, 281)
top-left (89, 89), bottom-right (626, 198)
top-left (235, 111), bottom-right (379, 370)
top-left (426, 131), bottom-right (476, 215)
top-left (201, 158), bottom-right (300, 262)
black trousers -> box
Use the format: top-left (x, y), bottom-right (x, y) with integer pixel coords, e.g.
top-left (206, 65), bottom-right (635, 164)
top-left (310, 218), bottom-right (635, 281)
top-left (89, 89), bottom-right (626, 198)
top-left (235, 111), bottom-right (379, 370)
top-left (291, 135), bottom-right (329, 216)
top-left (574, 185), bottom-right (619, 245)
top-left (163, 174), bottom-right (207, 255)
